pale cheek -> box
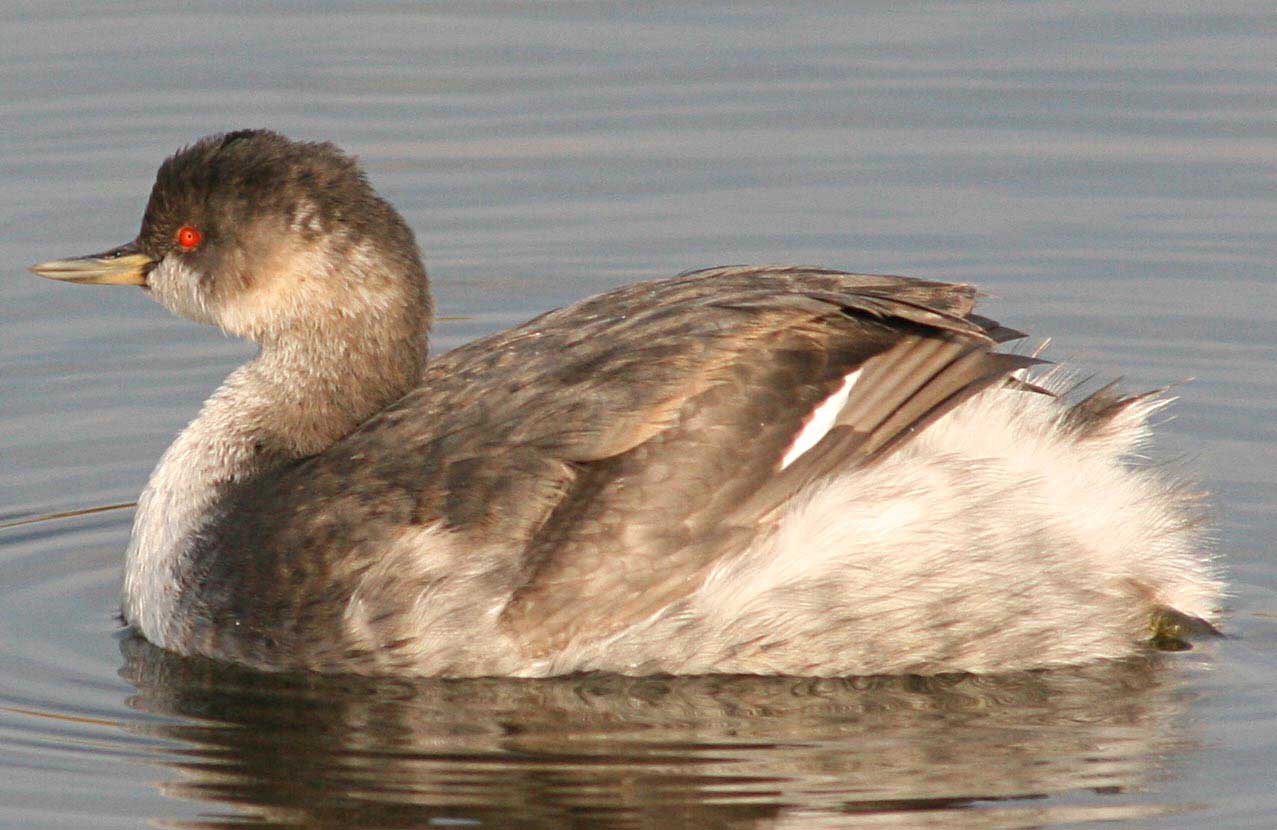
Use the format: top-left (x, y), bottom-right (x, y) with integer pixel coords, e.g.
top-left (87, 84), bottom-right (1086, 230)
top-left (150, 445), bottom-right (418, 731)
top-left (148, 258), bottom-right (217, 325)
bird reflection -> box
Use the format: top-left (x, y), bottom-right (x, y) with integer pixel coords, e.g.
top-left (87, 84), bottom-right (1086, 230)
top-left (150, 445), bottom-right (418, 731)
top-left (118, 635), bottom-right (1205, 829)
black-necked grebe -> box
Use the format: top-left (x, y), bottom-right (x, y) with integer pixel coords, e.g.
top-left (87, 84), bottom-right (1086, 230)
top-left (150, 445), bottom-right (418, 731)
top-left (31, 130), bottom-right (1221, 676)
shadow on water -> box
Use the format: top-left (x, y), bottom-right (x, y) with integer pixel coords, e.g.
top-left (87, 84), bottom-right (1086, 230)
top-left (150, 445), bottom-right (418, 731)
top-left (119, 635), bottom-right (1202, 829)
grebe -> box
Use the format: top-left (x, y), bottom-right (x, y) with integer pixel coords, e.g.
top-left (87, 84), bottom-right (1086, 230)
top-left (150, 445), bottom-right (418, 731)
top-left (30, 130), bottom-right (1221, 676)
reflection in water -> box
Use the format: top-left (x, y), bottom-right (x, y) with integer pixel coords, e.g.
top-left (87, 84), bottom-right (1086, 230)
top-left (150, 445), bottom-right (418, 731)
top-left (120, 636), bottom-right (1200, 829)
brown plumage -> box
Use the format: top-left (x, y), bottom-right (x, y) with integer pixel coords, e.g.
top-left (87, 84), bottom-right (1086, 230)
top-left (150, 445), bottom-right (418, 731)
top-left (29, 131), bottom-right (1222, 676)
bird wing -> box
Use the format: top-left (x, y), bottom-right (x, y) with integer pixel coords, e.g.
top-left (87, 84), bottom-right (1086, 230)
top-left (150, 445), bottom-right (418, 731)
top-left (393, 267), bottom-right (1037, 656)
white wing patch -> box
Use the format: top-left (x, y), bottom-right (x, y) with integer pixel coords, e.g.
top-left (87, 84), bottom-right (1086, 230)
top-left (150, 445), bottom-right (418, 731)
top-left (780, 368), bottom-right (862, 470)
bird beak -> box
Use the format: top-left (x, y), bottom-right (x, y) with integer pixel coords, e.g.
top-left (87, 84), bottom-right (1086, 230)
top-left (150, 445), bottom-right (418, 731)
top-left (29, 241), bottom-right (155, 286)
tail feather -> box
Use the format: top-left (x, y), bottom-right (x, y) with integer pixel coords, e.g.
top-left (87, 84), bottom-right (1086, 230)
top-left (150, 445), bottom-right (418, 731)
top-left (1059, 379), bottom-right (1174, 450)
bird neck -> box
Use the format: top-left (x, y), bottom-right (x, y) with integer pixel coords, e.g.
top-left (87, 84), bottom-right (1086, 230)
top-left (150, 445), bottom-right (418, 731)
top-left (122, 312), bottom-right (427, 646)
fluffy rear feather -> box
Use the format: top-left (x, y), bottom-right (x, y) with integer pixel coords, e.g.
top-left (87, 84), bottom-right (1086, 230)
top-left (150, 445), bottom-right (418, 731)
top-left (548, 373), bottom-right (1221, 676)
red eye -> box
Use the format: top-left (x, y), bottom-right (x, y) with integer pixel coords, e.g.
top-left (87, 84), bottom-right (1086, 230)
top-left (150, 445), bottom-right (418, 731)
top-left (175, 226), bottom-right (202, 249)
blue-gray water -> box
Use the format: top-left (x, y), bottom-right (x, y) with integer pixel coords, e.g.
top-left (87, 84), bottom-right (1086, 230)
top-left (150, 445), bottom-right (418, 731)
top-left (1, 3), bottom-right (1274, 828)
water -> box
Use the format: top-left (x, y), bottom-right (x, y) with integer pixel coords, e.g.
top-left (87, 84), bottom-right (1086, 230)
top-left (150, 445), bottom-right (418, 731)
top-left (1, 2), bottom-right (1274, 827)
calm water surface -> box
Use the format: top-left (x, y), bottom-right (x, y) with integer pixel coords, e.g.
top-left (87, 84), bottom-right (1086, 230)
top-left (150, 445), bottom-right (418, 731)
top-left (1, 3), bottom-right (1274, 828)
